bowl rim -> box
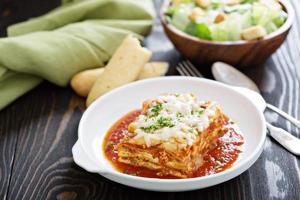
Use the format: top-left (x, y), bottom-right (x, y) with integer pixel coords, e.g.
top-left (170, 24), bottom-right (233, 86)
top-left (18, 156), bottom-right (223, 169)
top-left (78, 76), bottom-right (267, 184)
top-left (160, 0), bottom-right (294, 46)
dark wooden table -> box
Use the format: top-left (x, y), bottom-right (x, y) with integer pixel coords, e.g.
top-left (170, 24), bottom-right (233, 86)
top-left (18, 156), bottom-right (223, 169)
top-left (1, 0), bottom-right (300, 199)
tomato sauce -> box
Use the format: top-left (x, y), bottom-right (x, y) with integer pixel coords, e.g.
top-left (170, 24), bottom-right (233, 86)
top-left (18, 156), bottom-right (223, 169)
top-left (103, 110), bottom-right (244, 179)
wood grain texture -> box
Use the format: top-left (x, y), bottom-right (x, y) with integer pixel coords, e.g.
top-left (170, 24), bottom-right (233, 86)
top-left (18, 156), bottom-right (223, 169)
top-left (0, 0), bottom-right (299, 199)
top-left (0, 0), bottom-right (60, 36)
top-left (0, 103), bottom-right (20, 199)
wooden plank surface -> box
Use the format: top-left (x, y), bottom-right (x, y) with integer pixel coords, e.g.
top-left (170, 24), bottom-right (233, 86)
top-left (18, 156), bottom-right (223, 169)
top-left (0, 0), bottom-right (299, 199)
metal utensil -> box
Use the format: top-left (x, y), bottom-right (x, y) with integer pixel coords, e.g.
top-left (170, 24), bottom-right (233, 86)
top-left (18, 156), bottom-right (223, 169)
top-left (212, 62), bottom-right (300, 129)
top-left (176, 60), bottom-right (300, 156)
top-left (231, 87), bottom-right (300, 156)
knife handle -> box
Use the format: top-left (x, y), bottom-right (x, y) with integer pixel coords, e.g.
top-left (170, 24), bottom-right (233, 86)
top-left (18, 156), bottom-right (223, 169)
top-left (267, 122), bottom-right (300, 156)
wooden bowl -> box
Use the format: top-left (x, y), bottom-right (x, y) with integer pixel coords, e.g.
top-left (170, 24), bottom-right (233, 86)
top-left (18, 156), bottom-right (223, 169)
top-left (160, 0), bottom-right (294, 69)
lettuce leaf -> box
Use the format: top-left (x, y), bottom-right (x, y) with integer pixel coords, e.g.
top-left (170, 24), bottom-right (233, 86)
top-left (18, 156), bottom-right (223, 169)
top-left (252, 3), bottom-right (287, 33)
top-left (171, 9), bottom-right (190, 31)
top-left (210, 22), bottom-right (229, 41)
top-left (185, 22), bottom-right (212, 40)
top-left (227, 13), bottom-right (243, 41)
top-left (273, 11), bottom-right (287, 27)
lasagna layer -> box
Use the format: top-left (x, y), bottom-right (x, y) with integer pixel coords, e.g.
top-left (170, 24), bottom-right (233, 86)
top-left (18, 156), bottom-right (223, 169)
top-left (116, 94), bottom-right (229, 178)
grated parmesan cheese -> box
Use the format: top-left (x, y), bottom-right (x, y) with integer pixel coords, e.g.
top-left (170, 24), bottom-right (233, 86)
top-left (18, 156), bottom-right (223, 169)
top-left (132, 93), bottom-right (217, 147)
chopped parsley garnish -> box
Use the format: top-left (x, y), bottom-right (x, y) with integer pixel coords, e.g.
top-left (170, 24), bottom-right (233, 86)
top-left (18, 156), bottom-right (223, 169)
top-left (191, 109), bottom-right (205, 116)
top-left (140, 117), bottom-right (175, 133)
top-left (107, 140), bottom-right (114, 149)
top-left (157, 116), bottom-right (174, 128)
top-left (141, 124), bottom-right (159, 133)
top-left (149, 104), bottom-right (163, 117)
top-left (196, 109), bottom-right (205, 115)
top-left (188, 128), bottom-right (194, 133)
top-left (176, 112), bottom-right (184, 118)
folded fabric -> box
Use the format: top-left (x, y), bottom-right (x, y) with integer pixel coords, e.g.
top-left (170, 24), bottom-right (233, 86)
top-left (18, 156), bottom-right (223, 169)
top-left (0, 0), bottom-right (154, 110)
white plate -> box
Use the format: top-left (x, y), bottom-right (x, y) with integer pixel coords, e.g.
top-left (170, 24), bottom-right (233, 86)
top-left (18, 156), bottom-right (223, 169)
top-left (72, 76), bottom-right (266, 192)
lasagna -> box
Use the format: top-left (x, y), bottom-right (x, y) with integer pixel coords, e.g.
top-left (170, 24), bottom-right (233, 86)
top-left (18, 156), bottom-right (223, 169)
top-left (114, 93), bottom-right (233, 178)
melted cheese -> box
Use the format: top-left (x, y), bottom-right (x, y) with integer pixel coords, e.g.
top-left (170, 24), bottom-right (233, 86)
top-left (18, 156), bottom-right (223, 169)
top-left (131, 93), bottom-right (217, 147)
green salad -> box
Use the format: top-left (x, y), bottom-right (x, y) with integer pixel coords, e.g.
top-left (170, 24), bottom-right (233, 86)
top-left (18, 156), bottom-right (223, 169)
top-left (165, 0), bottom-right (287, 41)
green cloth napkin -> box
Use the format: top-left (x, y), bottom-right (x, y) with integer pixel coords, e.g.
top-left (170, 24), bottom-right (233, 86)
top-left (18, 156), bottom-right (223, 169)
top-left (0, 0), bottom-right (154, 110)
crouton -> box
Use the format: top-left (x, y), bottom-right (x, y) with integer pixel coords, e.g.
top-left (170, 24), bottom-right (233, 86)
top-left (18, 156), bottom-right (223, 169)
top-left (241, 26), bottom-right (267, 40)
top-left (188, 7), bottom-right (206, 21)
top-left (214, 12), bottom-right (227, 23)
top-left (222, 0), bottom-right (240, 6)
top-left (195, 0), bottom-right (211, 8)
